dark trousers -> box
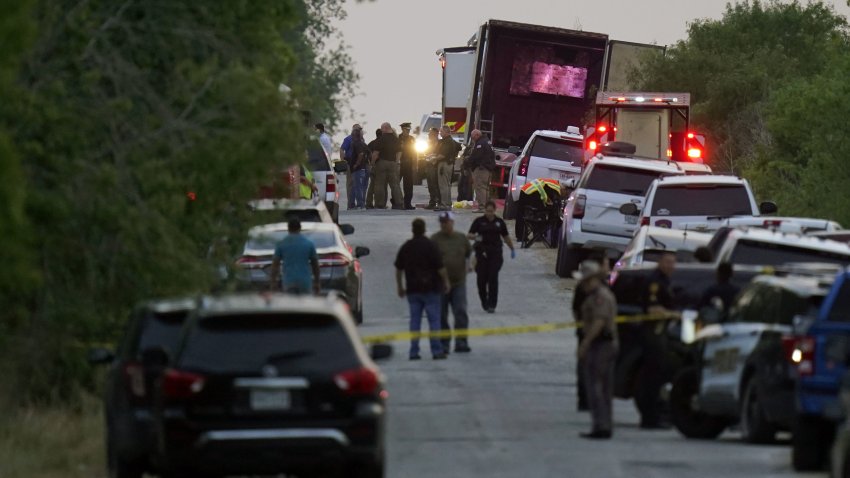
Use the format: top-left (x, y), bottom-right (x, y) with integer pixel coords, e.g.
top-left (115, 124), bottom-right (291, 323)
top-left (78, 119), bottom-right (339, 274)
top-left (425, 164), bottom-right (440, 206)
top-left (441, 283), bottom-right (469, 350)
top-left (583, 340), bottom-right (617, 433)
top-left (457, 169), bottom-right (473, 201)
top-left (576, 329), bottom-right (588, 409)
top-left (401, 163), bottom-right (415, 208)
top-left (475, 252), bottom-right (503, 310)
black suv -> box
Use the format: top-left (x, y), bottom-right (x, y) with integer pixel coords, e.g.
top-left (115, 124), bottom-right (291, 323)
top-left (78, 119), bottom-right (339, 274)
top-left (150, 294), bottom-right (389, 478)
top-left (89, 298), bottom-right (196, 478)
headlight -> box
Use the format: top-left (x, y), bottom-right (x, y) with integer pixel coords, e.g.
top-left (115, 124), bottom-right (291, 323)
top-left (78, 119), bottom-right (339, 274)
top-left (415, 139), bottom-right (428, 153)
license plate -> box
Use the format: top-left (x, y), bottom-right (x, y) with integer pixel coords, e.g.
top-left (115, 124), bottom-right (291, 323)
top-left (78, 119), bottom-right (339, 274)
top-left (624, 215), bottom-right (638, 225)
top-left (558, 172), bottom-right (574, 181)
top-left (250, 389), bottom-right (291, 411)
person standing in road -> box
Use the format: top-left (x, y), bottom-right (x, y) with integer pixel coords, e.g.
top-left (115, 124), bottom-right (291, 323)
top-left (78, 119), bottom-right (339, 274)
top-left (365, 129), bottom-right (382, 209)
top-left (699, 262), bottom-right (739, 315)
top-left (373, 122), bottom-right (404, 209)
top-left (340, 123), bottom-right (362, 210)
top-left (636, 251), bottom-right (677, 429)
top-left (468, 201), bottom-right (516, 313)
top-left (395, 218), bottom-right (450, 360)
top-left (431, 211), bottom-right (472, 353)
top-left (435, 125), bottom-right (460, 211)
top-left (348, 128), bottom-right (370, 209)
top-left (466, 129), bottom-right (496, 212)
top-left (269, 218), bottom-right (321, 295)
top-left (575, 260), bottom-right (618, 440)
top-left (424, 128), bottom-right (442, 209)
top-left (399, 122), bottom-right (418, 210)
top-left (572, 252), bottom-right (611, 412)
top-left (457, 140), bottom-right (474, 202)
top-left (315, 123), bottom-right (333, 162)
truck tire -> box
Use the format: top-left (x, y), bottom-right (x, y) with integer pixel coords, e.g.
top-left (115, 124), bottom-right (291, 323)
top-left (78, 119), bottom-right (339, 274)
top-left (793, 415), bottom-right (833, 471)
top-left (740, 378), bottom-right (776, 444)
top-left (670, 367), bottom-right (727, 439)
top-left (556, 244), bottom-right (581, 278)
top-left (503, 194), bottom-right (516, 220)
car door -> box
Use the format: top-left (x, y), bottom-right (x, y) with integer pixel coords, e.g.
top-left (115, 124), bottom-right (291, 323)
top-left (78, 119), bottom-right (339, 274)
top-left (804, 277), bottom-right (850, 405)
top-left (579, 164), bottom-right (664, 237)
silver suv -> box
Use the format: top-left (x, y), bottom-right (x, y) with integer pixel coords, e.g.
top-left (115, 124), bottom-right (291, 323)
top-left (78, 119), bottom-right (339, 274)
top-left (555, 155), bottom-right (684, 277)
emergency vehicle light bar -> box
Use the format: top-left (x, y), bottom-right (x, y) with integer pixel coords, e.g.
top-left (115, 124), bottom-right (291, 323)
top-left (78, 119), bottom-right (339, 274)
top-left (597, 92), bottom-right (691, 106)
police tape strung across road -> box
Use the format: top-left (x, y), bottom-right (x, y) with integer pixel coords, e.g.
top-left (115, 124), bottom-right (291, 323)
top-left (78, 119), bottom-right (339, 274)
top-left (360, 312), bottom-right (681, 344)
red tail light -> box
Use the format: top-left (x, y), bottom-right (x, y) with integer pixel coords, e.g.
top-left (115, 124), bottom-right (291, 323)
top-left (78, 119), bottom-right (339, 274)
top-left (786, 336), bottom-right (816, 376)
top-left (326, 174), bottom-right (336, 193)
top-left (123, 361), bottom-right (146, 398)
top-left (573, 194), bottom-right (587, 219)
top-left (687, 148), bottom-right (702, 159)
top-left (641, 217), bottom-right (650, 226)
top-left (334, 367), bottom-right (379, 396)
top-left (588, 140), bottom-right (598, 152)
top-left (319, 253), bottom-right (350, 268)
top-left (518, 156), bottom-right (531, 177)
top-left (763, 219), bottom-right (783, 228)
top-left (162, 369), bottom-right (206, 399)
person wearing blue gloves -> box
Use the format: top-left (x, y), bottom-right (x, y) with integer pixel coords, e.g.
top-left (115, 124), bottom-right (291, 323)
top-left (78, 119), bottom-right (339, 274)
top-left (468, 200), bottom-right (516, 313)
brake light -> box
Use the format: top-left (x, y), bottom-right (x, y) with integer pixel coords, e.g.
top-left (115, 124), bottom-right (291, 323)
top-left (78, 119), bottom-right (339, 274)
top-left (123, 362), bottom-right (145, 398)
top-left (320, 253), bottom-right (350, 268)
top-left (588, 140), bottom-right (598, 152)
top-left (597, 125), bottom-right (607, 133)
top-left (326, 174), bottom-right (336, 193)
top-left (162, 369), bottom-right (206, 399)
top-left (334, 367), bottom-right (379, 396)
top-left (687, 148), bottom-right (702, 159)
top-left (763, 219), bottom-right (783, 228)
top-left (641, 217), bottom-right (650, 226)
top-left (787, 336), bottom-right (816, 376)
top-left (573, 194), bottom-right (586, 219)
top-left (518, 156), bottom-right (531, 177)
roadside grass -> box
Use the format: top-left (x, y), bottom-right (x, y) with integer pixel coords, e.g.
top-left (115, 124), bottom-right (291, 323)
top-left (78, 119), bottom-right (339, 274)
top-left (0, 394), bottom-right (105, 478)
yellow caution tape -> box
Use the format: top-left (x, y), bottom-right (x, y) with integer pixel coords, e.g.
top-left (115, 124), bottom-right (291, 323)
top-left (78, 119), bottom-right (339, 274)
top-left (361, 312), bottom-right (680, 344)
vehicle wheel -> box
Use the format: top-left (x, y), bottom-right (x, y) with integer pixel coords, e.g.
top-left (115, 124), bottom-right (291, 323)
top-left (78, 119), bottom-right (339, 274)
top-left (354, 306), bottom-right (363, 325)
top-left (740, 378), bottom-right (776, 444)
top-left (669, 367), bottom-right (727, 439)
top-left (503, 194), bottom-right (516, 220)
top-left (555, 244), bottom-right (581, 278)
top-left (793, 415), bottom-right (833, 471)
top-left (106, 431), bottom-right (143, 478)
top-left (330, 202), bottom-right (340, 223)
top-left (348, 460), bottom-right (384, 478)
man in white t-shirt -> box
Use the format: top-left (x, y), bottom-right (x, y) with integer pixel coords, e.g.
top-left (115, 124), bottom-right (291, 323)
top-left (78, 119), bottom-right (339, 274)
top-left (315, 123), bottom-right (333, 161)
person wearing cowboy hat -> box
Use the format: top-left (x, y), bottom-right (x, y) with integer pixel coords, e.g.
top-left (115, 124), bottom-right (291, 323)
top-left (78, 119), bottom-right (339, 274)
top-left (574, 260), bottom-right (618, 439)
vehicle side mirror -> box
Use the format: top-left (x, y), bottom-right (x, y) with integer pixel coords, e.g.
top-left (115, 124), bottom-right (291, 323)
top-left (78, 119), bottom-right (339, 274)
top-left (508, 146), bottom-right (522, 155)
top-left (333, 162), bottom-right (349, 173)
top-left (759, 201), bottom-right (778, 215)
top-left (88, 348), bottom-right (115, 365)
top-left (565, 178), bottom-right (578, 190)
top-left (354, 246), bottom-right (370, 258)
top-left (141, 346), bottom-right (171, 372)
top-left (619, 203), bottom-right (639, 216)
top-left (339, 224), bottom-right (355, 235)
top-left (370, 344), bottom-right (393, 361)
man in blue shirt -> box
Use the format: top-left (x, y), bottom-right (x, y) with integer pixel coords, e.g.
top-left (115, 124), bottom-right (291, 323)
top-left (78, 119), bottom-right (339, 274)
top-left (340, 123), bottom-right (362, 210)
top-left (270, 219), bottom-right (320, 295)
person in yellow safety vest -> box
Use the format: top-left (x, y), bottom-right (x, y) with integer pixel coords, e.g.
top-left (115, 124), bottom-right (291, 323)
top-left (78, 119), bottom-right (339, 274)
top-left (299, 165), bottom-right (318, 200)
top-left (515, 178), bottom-right (562, 240)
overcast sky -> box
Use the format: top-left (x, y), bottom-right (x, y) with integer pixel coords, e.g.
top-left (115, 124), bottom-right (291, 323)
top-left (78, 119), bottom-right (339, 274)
top-left (331, 0), bottom-right (850, 142)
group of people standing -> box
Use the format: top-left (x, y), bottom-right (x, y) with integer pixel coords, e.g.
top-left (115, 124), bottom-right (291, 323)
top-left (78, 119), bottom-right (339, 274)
top-left (334, 122), bottom-right (497, 212)
top-left (394, 205), bottom-right (516, 360)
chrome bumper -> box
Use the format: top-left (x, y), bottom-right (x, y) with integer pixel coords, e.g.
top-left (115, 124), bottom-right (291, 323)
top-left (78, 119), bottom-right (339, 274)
top-left (198, 429), bottom-right (350, 447)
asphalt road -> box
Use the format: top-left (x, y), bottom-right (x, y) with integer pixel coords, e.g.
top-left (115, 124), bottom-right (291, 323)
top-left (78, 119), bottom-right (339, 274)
top-left (340, 182), bottom-right (825, 478)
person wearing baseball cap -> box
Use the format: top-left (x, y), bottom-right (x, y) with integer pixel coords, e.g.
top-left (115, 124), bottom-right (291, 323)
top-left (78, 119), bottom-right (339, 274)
top-left (431, 211), bottom-right (473, 352)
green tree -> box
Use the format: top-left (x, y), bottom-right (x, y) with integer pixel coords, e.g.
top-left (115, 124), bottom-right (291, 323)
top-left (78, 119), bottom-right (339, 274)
top-left (2, 0), bottom-right (358, 401)
top-left (635, 1), bottom-right (848, 173)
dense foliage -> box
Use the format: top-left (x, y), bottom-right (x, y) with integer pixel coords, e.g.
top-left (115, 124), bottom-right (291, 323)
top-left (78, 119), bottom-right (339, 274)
top-left (635, 1), bottom-right (850, 224)
top-left (0, 0), bottom-right (356, 401)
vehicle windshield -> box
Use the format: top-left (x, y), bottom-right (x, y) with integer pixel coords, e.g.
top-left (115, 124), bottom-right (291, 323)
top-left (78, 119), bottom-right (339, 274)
top-left (249, 209), bottom-right (324, 228)
top-left (529, 136), bottom-right (583, 167)
top-left (652, 184), bottom-right (752, 216)
top-left (178, 314), bottom-right (359, 374)
top-left (730, 240), bottom-right (850, 267)
top-left (246, 230), bottom-right (337, 251)
top-left (827, 281), bottom-right (850, 322)
top-left (136, 310), bottom-right (190, 356)
top-left (585, 164), bottom-right (673, 196)
top-left (421, 116), bottom-right (441, 134)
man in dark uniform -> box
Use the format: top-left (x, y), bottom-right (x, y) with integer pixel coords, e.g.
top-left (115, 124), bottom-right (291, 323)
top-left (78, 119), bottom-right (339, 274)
top-left (468, 200), bottom-right (516, 313)
top-left (398, 122), bottom-right (417, 210)
top-left (424, 128), bottom-right (442, 209)
top-left (365, 129), bottom-right (382, 209)
top-left (572, 252), bottom-right (610, 411)
top-left (465, 129), bottom-right (496, 212)
top-left (457, 141), bottom-right (474, 202)
top-left (699, 262), bottom-right (739, 315)
top-left (635, 251), bottom-right (676, 429)
top-left (435, 126), bottom-right (460, 211)
top-left (372, 122), bottom-right (404, 209)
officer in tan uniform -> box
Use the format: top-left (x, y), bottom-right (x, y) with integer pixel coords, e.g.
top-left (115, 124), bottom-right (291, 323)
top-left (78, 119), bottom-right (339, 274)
top-left (575, 260), bottom-right (618, 439)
